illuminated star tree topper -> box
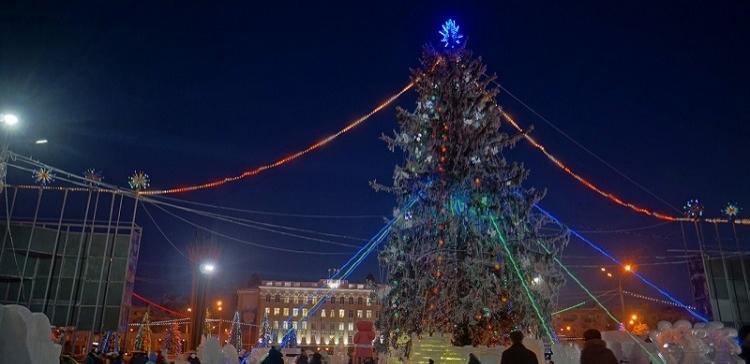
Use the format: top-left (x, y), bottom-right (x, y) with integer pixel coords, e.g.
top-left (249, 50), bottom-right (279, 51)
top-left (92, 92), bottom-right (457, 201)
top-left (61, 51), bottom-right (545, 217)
top-left (439, 19), bottom-right (464, 49)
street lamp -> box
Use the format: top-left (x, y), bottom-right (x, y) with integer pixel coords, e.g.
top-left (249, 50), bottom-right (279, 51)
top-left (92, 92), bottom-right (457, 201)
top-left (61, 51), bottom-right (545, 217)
top-left (1, 113), bottom-right (19, 126)
top-left (600, 264), bottom-right (635, 326)
top-left (200, 262), bottom-right (216, 274)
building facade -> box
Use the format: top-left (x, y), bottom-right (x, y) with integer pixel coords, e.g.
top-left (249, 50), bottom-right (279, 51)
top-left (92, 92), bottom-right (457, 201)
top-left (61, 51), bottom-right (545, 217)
top-left (238, 279), bottom-right (381, 349)
top-left (0, 220), bottom-right (141, 332)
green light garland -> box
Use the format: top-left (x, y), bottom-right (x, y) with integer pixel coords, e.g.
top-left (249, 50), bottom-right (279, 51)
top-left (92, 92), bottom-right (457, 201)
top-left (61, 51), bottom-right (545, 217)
top-left (488, 215), bottom-right (556, 342)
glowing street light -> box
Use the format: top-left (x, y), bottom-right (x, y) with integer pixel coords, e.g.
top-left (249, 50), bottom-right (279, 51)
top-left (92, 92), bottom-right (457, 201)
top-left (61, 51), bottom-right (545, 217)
top-left (35, 139), bottom-right (48, 144)
top-left (199, 262), bottom-right (216, 274)
top-left (624, 264), bottom-right (633, 272)
top-left (216, 300), bottom-right (222, 306)
top-left (187, 308), bottom-right (192, 312)
top-left (1, 113), bottom-right (19, 126)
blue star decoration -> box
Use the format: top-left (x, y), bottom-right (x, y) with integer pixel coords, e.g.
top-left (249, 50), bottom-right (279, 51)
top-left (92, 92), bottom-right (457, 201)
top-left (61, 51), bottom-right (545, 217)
top-left (439, 19), bottom-right (464, 49)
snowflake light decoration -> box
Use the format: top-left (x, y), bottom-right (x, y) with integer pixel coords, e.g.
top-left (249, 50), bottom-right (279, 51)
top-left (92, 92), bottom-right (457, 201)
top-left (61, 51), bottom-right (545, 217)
top-left (128, 171), bottom-right (150, 190)
top-left (439, 19), bottom-right (464, 49)
top-left (683, 199), bottom-right (704, 219)
top-left (84, 168), bottom-right (102, 184)
top-left (723, 203), bottom-right (741, 218)
top-left (33, 168), bottom-right (54, 185)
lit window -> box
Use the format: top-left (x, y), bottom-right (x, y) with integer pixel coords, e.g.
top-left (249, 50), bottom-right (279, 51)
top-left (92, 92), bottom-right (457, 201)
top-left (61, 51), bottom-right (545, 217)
top-left (274, 308), bottom-right (280, 315)
top-left (302, 321), bottom-right (307, 329)
top-left (292, 321), bottom-right (298, 329)
top-left (366, 297), bottom-right (371, 306)
top-left (274, 321), bottom-right (279, 329)
top-left (284, 308), bottom-right (289, 316)
top-left (338, 323), bottom-right (345, 331)
top-left (321, 310), bottom-right (326, 318)
top-left (366, 310), bottom-right (372, 318)
top-left (265, 307), bottom-right (270, 314)
top-left (293, 308), bottom-right (299, 317)
top-left (357, 310), bottom-right (363, 318)
top-left (302, 308), bottom-right (308, 317)
top-left (348, 323), bottom-right (354, 331)
top-left (339, 309), bottom-right (345, 318)
top-left (284, 296), bottom-right (290, 304)
top-left (283, 321), bottom-right (288, 329)
top-left (308, 296), bottom-right (314, 304)
top-left (330, 309), bottom-right (335, 317)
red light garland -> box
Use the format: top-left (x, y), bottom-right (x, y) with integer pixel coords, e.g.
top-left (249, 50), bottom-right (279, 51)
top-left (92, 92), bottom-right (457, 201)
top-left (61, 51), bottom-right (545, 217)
top-left (141, 83), bottom-right (415, 195)
top-left (501, 112), bottom-right (750, 225)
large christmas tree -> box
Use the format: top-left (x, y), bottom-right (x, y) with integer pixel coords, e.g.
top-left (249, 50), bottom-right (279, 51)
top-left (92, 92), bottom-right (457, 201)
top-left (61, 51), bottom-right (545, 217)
top-left (375, 20), bottom-right (568, 347)
top-left (134, 311), bottom-right (152, 352)
top-left (162, 323), bottom-right (183, 355)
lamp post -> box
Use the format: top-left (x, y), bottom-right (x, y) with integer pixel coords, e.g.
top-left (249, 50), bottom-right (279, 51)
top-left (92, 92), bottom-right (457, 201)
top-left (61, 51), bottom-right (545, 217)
top-left (190, 261), bottom-right (216, 350)
top-left (601, 263), bottom-right (634, 326)
top-left (0, 113), bottom-right (19, 194)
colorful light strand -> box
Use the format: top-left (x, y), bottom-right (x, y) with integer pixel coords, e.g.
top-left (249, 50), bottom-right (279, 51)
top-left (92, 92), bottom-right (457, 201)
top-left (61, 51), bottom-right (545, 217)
top-left (623, 290), bottom-right (697, 310)
top-left (142, 83), bottom-right (415, 195)
top-left (501, 112), bottom-right (750, 225)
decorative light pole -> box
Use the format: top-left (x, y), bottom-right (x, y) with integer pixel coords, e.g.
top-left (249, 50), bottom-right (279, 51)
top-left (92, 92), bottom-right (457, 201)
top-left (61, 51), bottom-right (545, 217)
top-left (189, 261), bottom-right (216, 350)
top-left (0, 113), bottom-right (19, 193)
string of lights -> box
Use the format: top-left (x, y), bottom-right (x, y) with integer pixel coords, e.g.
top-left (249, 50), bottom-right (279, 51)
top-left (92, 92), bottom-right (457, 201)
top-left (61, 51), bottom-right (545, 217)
top-left (623, 290), bottom-right (697, 310)
top-left (501, 112), bottom-right (750, 225)
top-left (139, 83), bottom-right (414, 195)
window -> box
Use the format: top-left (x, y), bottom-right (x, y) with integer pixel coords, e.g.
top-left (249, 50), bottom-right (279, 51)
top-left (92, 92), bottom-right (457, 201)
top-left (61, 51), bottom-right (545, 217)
top-left (265, 307), bottom-right (271, 314)
top-left (339, 309), bottom-right (345, 318)
top-left (338, 323), bottom-right (345, 331)
top-left (348, 310), bottom-right (354, 318)
top-left (293, 308), bottom-right (299, 317)
top-left (284, 282), bottom-right (291, 287)
top-left (302, 308), bottom-right (308, 317)
top-left (284, 296), bottom-right (291, 304)
top-left (357, 297), bottom-right (364, 305)
top-left (266, 295), bottom-right (271, 302)
top-left (275, 295), bottom-right (281, 303)
top-left (366, 310), bottom-right (372, 318)
top-left (339, 297), bottom-right (345, 304)
top-left (302, 321), bottom-right (307, 330)
top-left (348, 323), bottom-right (354, 331)
top-left (348, 335), bottom-right (353, 344)
top-left (321, 310), bottom-right (326, 318)
top-left (308, 296), bottom-right (313, 304)
top-left (283, 321), bottom-right (289, 329)
top-left (357, 310), bottom-right (363, 318)
top-left (348, 297), bottom-right (354, 305)
top-left (366, 297), bottom-right (371, 306)
top-left (311, 322), bottom-right (316, 330)
top-left (274, 308), bottom-right (280, 316)
top-left (330, 323), bottom-right (335, 330)
top-left (292, 321), bottom-right (298, 329)
top-left (375, 311), bottom-right (379, 318)
top-left (274, 321), bottom-right (279, 329)
top-left (330, 296), bottom-right (336, 304)
top-left (330, 309), bottom-right (335, 317)
top-left (284, 308), bottom-right (289, 316)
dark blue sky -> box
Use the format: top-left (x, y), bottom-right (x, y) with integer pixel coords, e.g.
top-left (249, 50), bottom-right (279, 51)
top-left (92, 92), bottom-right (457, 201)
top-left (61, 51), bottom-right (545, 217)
top-left (1, 1), bottom-right (749, 309)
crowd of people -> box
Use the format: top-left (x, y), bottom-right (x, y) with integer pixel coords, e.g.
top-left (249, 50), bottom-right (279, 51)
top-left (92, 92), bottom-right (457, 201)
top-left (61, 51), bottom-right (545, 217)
top-left (73, 325), bottom-right (750, 364)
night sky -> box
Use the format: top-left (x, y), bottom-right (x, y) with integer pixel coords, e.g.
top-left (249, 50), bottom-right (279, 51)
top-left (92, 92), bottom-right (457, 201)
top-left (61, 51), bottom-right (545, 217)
top-left (1, 1), bottom-right (749, 310)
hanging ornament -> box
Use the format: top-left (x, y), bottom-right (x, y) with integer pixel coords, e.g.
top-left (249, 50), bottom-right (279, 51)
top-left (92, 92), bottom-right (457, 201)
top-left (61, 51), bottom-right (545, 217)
top-left (683, 199), bottom-right (704, 219)
top-left (723, 203), bottom-right (740, 218)
top-left (84, 168), bottom-right (102, 184)
top-left (33, 168), bottom-right (54, 185)
top-left (128, 171), bottom-right (151, 190)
